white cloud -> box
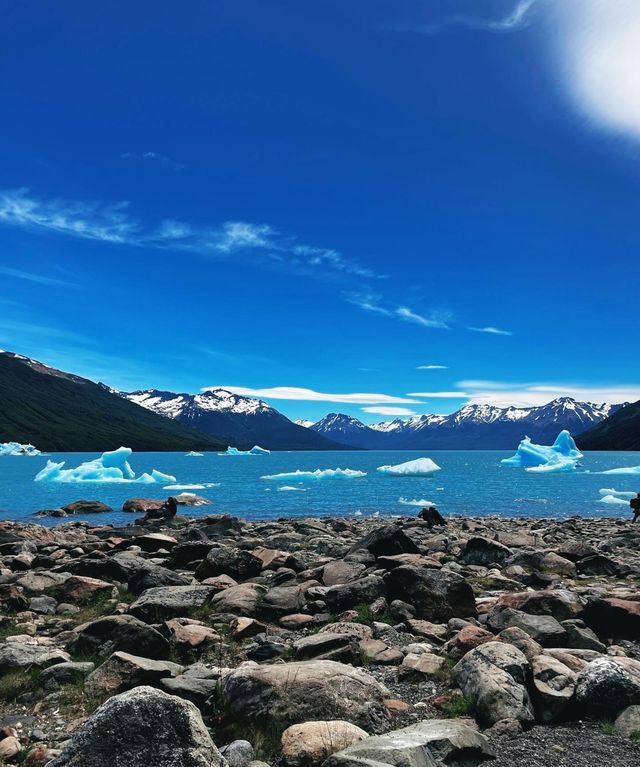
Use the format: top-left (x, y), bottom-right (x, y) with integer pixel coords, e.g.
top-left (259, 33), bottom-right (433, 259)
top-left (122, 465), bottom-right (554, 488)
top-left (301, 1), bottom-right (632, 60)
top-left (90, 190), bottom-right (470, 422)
top-left (0, 189), bottom-right (381, 281)
top-left (0, 266), bottom-right (77, 288)
top-left (468, 326), bottom-right (513, 336)
top-left (349, 293), bottom-right (451, 330)
top-left (121, 151), bottom-right (186, 171)
top-left (205, 385), bottom-right (424, 405)
top-left (460, 380), bottom-right (640, 408)
top-left (362, 406), bottom-right (417, 416)
top-left (400, 0), bottom-right (537, 35)
top-left (417, 364), bottom-right (448, 370)
top-left (407, 391), bottom-right (470, 399)
top-left (550, 0), bottom-right (640, 142)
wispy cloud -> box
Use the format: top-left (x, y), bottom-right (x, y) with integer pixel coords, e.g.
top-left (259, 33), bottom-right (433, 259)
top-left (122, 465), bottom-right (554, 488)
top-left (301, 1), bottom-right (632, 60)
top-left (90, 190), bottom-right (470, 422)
top-left (0, 319), bottom-right (88, 345)
top-left (121, 151), bottom-right (186, 171)
top-left (0, 265), bottom-right (78, 288)
top-left (204, 385), bottom-right (423, 405)
top-left (459, 380), bottom-right (640, 408)
top-left (406, 390), bottom-right (470, 399)
top-left (0, 188), bottom-right (382, 281)
top-left (362, 406), bottom-right (417, 416)
top-left (417, 364), bottom-right (448, 370)
top-left (349, 293), bottom-right (451, 330)
top-left (468, 326), bottom-right (513, 336)
top-left (396, 0), bottom-right (537, 35)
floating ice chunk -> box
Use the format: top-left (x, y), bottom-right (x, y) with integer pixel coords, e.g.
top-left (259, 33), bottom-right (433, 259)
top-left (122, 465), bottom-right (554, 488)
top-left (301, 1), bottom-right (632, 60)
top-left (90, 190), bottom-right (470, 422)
top-left (261, 468), bottom-right (366, 481)
top-left (377, 458), bottom-right (441, 477)
top-left (219, 445), bottom-right (271, 456)
top-left (185, 451), bottom-right (204, 457)
top-left (600, 465), bottom-right (640, 475)
top-left (277, 485), bottom-right (306, 492)
top-left (164, 482), bottom-right (219, 490)
top-left (501, 430), bottom-right (582, 472)
top-left (34, 447), bottom-right (176, 484)
top-left (0, 441), bottom-right (41, 456)
top-left (599, 488), bottom-right (636, 500)
top-left (599, 494), bottom-right (630, 506)
top-left (398, 497), bottom-right (436, 506)
top-left (525, 456), bottom-right (578, 473)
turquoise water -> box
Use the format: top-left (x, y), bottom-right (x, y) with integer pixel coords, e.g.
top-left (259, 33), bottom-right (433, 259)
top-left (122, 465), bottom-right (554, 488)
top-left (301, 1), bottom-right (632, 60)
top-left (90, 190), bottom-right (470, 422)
top-left (1, 450), bottom-right (639, 526)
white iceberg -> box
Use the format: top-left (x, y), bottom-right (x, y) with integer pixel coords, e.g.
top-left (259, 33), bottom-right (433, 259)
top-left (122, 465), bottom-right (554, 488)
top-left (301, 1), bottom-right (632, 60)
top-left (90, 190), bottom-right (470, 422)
top-left (1, 441), bottom-right (41, 456)
top-left (599, 488), bottom-right (636, 500)
top-left (501, 430), bottom-right (582, 473)
top-left (185, 451), bottom-right (204, 457)
top-left (398, 497), bottom-right (436, 506)
top-left (261, 468), bottom-right (366, 481)
top-left (34, 446), bottom-right (176, 484)
top-left (277, 485), bottom-right (307, 492)
top-left (600, 465), bottom-right (640, 475)
top-left (163, 483), bottom-right (219, 490)
top-left (219, 445), bottom-right (271, 456)
top-left (599, 494), bottom-right (630, 506)
top-left (377, 458), bottom-right (441, 477)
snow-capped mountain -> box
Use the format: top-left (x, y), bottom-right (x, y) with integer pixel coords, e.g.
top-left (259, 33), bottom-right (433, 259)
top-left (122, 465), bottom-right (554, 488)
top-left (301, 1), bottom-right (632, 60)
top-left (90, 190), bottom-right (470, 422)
top-left (306, 398), bottom-right (626, 450)
top-left (123, 389), bottom-right (350, 451)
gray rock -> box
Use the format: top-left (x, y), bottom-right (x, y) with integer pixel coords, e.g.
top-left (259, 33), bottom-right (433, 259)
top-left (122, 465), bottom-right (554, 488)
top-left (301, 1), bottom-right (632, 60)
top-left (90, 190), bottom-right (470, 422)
top-left (195, 547), bottom-right (262, 581)
top-left (575, 657), bottom-right (640, 714)
top-left (614, 705), bottom-right (640, 739)
top-left (221, 660), bottom-right (390, 733)
top-left (220, 741), bottom-right (255, 767)
top-left (70, 614), bottom-right (170, 659)
top-left (454, 641), bottom-right (535, 727)
top-left (209, 583), bottom-right (267, 616)
top-left (47, 685), bottom-right (225, 766)
top-left (531, 654), bottom-right (577, 722)
top-left (323, 719), bottom-right (494, 767)
top-left (460, 537), bottom-right (513, 567)
top-left (486, 607), bottom-right (567, 647)
top-left (294, 633), bottom-right (356, 662)
top-left (128, 585), bottom-right (215, 622)
top-left (160, 675), bottom-right (220, 711)
top-left (321, 576), bottom-right (386, 613)
top-left (386, 566), bottom-right (476, 622)
top-left (0, 642), bottom-right (70, 673)
top-left (84, 651), bottom-right (184, 697)
top-left (40, 661), bottom-right (95, 691)
top-left (347, 524), bottom-right (420, 558)
top-left (29, 595), bottom-right (57, 614)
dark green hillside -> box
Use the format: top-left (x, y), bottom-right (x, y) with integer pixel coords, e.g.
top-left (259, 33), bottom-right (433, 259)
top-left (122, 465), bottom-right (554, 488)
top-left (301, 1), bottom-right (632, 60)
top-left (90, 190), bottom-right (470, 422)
top-left (0, 352), bottom-right (226, 451)
top-left (577, 400), bottom-right (640, 451)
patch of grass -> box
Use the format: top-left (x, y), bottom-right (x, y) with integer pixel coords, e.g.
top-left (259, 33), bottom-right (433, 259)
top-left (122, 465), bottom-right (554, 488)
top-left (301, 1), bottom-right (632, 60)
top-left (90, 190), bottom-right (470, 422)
top-left (433, 656), bottom-right (457, 684)
top-left (601, 721), bottom-right (616, 736)
top-left (0, 622), bottom-right (21, 641)
top-left (0, 668), bottom-right (43, 703)
top-left (440, 694), bottom-right (473, 718)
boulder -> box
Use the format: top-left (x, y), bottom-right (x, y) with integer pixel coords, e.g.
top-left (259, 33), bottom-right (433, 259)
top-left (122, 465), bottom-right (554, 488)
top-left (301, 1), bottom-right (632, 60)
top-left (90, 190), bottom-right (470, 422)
top-left (486, 607), bottom-right (566, 647)
top-left (581, 597), bottom-right (640, 640)
top-left (348, 525), bottom-right (420, 558)
top-left (70, 615), bottom-right (170, 659)
top-left (84, 651), bottom-right (184, 697)
top-left (62, 500), bottom-right (113, 515)
top-left (453, 641), bottom-right (534, 727)
top-left (281, 721), bottom-right (368, 767)
top-left (40, 661), bottom-right (95, 691)
top-left (161, 675), bottom-right (220, 710)
top-left (321, 576), bottom-right (386, 613)
top-left (132, 533), bottom-right (178, 552)
top-left (615, 705), bottom-right (640, 739)
top-left (123, 498), bottom-right (165, 513)
top-left (128, 585), bottom-right (216, 622)
top-left (220, 660), bottom-right (391, 733)
top-left (128, 565), bottom-right (191, 595)
top-left (209, 583), bottom-right (267, 616)
top-left (322, 720), bottom-right (494, 767)
top-left (530, 654), bottom-right (577, 722)
top-left (386, 567), bottom-right (476, 622)
top-left (495, 590), bottom-right (582, 622)
top-left (575, 657), bottom-right (640, 714)
top-left (0, 642), bottom-right (70, 673)
top-left (219, 741), bottom-right (254, 767)
top-left (195, 547), bottom-right (262, 581)
top-left (460, 537), bottom-right (512, 566)
top-left (322, 561), bottom-right (366, 586)
top-left (47, 685), bottom-right (225, 767)
top-left (294, 633), bottom-right (356, 663)
top-left (58, 576), bottom-right (115, 605)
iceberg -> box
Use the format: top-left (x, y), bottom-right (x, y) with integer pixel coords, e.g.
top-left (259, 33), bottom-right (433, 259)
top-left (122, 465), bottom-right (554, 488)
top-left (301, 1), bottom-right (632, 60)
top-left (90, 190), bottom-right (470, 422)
top-left (34, 447), bottom-right (176, 484)
top-left (1, 441), bottom-right (41, 456)
top-left (219, 445), bottom-right (271, 456)
top-left (185, 451), bottom-right (204, 457)
top-left (261, 468), bottom-right (366, 481)
top-left (599, 494), bottom-right (630, 506)
top-left (376, 458), bottom-right (441, 477)
top-left (398, 497), bottom-right (436, 507)
top-left (501, 430), bottom-right (582, 472)
top-left (163, 483), bottom-right (219, 490)
top-left (277, 485), bottom-right (307, 492)
top-left (600, 465), bottom-right (640, 476)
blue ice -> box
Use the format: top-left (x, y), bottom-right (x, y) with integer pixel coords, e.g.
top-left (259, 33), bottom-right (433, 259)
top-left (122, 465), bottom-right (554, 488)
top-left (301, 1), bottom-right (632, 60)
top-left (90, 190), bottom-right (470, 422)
top-left (600, 465), bottom-right (640, 476)
top-left (34, 447), bottom-right (176, 484)
top-left (220, 445), bottom-right (271, 456)
top-left (501, 430), bottom-right (582, 472)
top-left (185, 451), bottom-right (204, 457)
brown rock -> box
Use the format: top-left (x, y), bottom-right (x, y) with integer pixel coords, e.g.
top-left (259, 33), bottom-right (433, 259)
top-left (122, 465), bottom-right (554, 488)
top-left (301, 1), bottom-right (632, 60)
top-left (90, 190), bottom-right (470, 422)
top-left (281, 721), bottom-right (368, 767)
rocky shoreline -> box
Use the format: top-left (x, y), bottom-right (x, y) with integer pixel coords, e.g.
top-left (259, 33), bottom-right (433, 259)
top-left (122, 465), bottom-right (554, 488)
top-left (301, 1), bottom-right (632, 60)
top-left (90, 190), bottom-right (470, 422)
top-left (0, 508), bottom-right (639, 766)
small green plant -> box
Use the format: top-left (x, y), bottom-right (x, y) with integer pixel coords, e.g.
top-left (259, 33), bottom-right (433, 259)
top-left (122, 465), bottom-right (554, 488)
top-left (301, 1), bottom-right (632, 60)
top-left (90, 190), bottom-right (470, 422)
top-left (440, 694), bottom-right (473, 718)
top-left (0, 668), bottom-right (43, 702)
top-left (433, 656), bottom-right (457, 684)
top-left (601, 720), bottom-right (616, 736)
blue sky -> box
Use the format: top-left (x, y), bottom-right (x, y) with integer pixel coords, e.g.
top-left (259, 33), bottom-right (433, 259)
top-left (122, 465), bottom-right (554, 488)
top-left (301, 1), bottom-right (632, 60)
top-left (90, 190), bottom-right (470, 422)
top-left (1, 0), bottom-right (639, 423)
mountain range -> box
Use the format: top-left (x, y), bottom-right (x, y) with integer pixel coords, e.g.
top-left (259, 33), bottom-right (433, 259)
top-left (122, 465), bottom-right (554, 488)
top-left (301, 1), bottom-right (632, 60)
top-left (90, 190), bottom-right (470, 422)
top-left (0, 351), bottom-right (225, 452)
top-left (1, 348), bottom-right (636, 451)
top-left (305, 399), bottom-right (627, 450)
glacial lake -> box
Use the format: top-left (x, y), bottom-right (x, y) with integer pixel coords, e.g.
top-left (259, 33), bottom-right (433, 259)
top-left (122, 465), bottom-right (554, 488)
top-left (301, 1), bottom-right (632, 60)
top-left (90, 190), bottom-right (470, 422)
top-left (1, 450), bottom-right (640, 527)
